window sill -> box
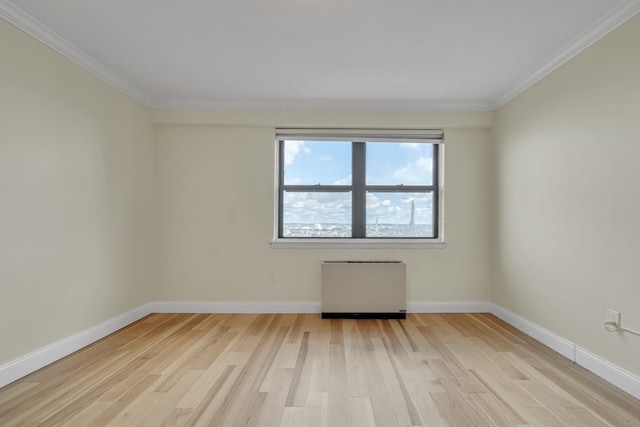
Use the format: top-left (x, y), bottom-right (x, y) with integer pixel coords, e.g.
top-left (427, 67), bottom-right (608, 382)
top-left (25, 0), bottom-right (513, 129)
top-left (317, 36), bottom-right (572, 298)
top-left (270, 238), bottom-right (446, 249)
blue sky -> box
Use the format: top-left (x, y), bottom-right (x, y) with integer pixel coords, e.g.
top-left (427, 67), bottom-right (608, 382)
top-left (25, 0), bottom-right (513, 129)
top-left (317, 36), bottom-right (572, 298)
top-left (283, 141), bottom-right (434, 224)
top-left (284, 141), bottom-right (351, 185)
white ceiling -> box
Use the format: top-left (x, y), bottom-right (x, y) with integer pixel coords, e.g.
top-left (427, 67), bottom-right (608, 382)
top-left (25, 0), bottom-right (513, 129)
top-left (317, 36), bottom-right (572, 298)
top-left (2, 0), bottom-right (639, 110)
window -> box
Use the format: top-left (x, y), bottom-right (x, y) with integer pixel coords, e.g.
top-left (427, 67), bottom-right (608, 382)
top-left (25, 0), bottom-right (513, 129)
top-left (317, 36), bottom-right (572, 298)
top-left (275, 129), bottom-right (443, 245)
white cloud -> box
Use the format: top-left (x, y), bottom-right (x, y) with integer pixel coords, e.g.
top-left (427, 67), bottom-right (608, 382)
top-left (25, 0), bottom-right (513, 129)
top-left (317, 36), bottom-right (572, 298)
top-left (332, 174), bottom-right (352, 185)
top-left (400, 143), bottom-right (422, 151)
top-left (283, 191), bottom-right (433, 225)
top-left (400, 194), bottom-right (429, 203)
top-left (393, 156), bottom-right (433, 185)
top-left (283, 192), bottom-right (351, 223)
top-left (365, 192), bottom-right (433, 224)
top-left (284, 141), bottom-right (310, 165)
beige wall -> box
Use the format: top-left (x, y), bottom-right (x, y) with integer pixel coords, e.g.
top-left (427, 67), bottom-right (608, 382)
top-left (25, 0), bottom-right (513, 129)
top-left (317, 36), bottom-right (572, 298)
top-left (0, 20), bottom-right (156, 364)
top-left (492, 14), bottom-right (640, 374)
top-left (154, 113), bottom-right (493, 303)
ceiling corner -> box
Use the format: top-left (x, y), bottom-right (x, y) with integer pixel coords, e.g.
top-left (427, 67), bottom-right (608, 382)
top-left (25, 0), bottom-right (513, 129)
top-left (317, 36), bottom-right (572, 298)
top-left (0, 0), bottom-right (152, 107)
top-left (495, 0), bottom-right (640, 109)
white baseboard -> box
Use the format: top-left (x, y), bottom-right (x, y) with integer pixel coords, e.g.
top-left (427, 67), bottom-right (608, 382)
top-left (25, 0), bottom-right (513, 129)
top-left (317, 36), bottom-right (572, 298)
top-left (0, 303), bottom-right (153, 388)
top-left (489, 303), bottom-right (640, 399)
top-left (574, 344), bottom-right (640, 399)
top-left (150, 300), bottom-right (491, 314)
top-left (2, 300), bottom-right (638, 399)
top-left (408, 301), bottom-right (490, 313)
top-left (489, 303), bottom-right (576, 360)
top-left (149, 300), bottom-right (321, 314)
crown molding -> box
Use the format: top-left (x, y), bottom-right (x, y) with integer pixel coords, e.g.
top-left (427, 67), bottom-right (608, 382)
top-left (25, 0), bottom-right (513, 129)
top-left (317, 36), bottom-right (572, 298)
top-left (0, 0), bottom-right (496, 112)
top-left (2, 0), bottom-right (638, 112)
top-left (0, 0), bottom-right (151, 107)
top-left (150, 98), bottom-right (498, 112)
top-left (496, 1), bottom-right (640, 109)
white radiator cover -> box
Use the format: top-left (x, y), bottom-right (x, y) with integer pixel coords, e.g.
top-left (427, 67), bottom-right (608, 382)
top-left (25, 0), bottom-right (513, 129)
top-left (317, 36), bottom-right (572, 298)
top-left (321, 261), bottom-right (407, 319)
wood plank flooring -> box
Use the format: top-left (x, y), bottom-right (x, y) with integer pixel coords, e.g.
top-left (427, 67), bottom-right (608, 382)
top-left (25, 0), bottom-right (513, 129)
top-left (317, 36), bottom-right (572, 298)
top-left (1, 313), bottom-right (638, 426)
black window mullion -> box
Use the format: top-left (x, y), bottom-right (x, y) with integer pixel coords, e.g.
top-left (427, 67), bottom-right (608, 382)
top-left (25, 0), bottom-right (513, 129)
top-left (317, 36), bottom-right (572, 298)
top-left (433, 144), bottom-right (440, 238)
top-left (278, 140), bottom-right (285, 238)
top-left (281, 185), bottom-right (352, 192)
top-left (365, 185), bottom-right (437, 193)
top-left (352, 142), bottom-right (366, 237)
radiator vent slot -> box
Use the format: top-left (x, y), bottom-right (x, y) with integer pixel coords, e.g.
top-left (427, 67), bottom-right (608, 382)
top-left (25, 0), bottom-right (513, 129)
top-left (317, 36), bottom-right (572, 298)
top-left (321, 261), bottom-right (407, 319)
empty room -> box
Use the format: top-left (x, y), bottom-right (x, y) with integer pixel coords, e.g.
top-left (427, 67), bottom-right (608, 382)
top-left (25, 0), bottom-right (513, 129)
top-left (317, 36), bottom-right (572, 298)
top-left (0, 1), bottom-right (639, 426)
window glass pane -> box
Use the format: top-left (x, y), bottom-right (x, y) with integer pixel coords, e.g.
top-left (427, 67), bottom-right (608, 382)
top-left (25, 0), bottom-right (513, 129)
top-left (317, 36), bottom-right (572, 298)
top-left (283, 140), bottom-right (351, 185)
top-left (282, 192), bottom-right (351, 237)
top-left (366, 192), bottom-right (434, 237)
top-left (366, 142), bottom-right (433, 185)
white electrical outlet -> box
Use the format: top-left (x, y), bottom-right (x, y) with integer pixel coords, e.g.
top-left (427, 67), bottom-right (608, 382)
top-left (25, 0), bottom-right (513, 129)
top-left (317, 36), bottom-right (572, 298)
top-left (605, 309), bottom-right (620, 326)
top-left (268, 272), bottom-right (277, 283)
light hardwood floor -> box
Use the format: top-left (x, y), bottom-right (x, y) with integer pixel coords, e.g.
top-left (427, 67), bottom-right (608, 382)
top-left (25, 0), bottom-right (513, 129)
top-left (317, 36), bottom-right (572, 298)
top-left (1, 313), bottom-right (638, 426)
